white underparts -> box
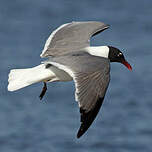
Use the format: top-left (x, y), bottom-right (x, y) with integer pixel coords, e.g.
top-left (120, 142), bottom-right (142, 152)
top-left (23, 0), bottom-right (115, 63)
top-left (8, 64), bottom-right (57, 91)
top-left (85, 46), bottom-right (109, 58)
top-left (48, 62), bottom-right (74, 78)
top-left (8, 63), bottom-right (73, 91)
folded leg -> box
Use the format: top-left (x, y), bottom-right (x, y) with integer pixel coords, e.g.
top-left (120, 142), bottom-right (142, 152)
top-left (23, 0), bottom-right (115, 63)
top-left (39, 82), bottom-right (47, 100)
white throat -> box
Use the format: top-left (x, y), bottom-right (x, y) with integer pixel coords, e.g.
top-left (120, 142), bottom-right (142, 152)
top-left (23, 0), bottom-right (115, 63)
top-left (85, 46), bottom-right (109, 58)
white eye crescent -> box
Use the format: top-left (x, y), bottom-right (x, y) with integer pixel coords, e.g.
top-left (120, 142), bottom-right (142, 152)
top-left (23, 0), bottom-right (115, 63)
top-left (118, 53), bottom-right (122, 56)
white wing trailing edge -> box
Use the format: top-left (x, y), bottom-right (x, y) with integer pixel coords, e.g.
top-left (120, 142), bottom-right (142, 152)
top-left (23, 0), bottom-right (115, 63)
top-left (40, 21), bottom-right (109, 57)
top-left (40, 23), bottom-right (71, 58)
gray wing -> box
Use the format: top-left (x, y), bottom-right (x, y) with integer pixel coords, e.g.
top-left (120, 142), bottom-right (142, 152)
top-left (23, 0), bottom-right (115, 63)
top-left (40, 21), bottom-right (109, 57)
top-left (46, 52), bottom-right (110, 138)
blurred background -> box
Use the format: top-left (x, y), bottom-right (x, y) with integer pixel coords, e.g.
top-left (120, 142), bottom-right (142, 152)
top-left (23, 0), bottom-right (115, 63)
top-left (0, 0), bottom-right (152, 151)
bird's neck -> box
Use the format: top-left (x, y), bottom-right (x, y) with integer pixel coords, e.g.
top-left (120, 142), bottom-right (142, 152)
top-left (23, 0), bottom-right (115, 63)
top-left (85, 46), bottom-right (109, 58)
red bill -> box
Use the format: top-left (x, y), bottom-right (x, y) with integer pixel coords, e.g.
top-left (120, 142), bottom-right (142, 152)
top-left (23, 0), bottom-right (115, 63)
top-left (122, 60), bottom-right (132, 71)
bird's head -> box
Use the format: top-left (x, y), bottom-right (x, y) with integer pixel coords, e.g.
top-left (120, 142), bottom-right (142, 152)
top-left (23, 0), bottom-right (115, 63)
top-left (108, 46), bottom-right (132, 71)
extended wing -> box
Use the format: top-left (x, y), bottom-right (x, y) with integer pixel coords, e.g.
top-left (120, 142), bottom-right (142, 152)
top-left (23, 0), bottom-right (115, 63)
top-left (40, 21), bottom-right (109, 57)
top-left (45, 52), bottom-right (110, 138)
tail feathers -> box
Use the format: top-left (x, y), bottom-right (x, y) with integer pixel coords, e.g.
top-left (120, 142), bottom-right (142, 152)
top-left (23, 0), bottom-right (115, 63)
top-left (8, 64), bottom-right (55, 91)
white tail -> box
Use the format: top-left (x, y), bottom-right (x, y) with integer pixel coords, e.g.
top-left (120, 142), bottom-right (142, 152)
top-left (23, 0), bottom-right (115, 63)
top-left (8, 64), bottom-right (55, 91)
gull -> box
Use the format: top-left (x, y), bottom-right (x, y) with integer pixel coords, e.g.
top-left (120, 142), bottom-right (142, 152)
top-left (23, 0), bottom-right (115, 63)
top-left (8, 21), bottom-right (132, 138)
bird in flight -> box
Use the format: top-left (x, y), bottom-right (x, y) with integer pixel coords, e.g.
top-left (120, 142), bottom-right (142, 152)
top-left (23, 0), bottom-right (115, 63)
top-left (8, 21), bottom-right (132, 138)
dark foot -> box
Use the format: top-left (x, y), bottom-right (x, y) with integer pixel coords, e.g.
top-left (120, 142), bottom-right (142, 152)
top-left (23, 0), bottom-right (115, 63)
top-left (39, 82), bottom-right (47, 100)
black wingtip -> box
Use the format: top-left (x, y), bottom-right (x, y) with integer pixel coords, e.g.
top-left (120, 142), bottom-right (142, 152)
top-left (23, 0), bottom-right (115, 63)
top-left (77, 120), bottom-right (91, 138)
top-left (76, 97), bottom-right (105, 139)
top-left (77, 132), bottom-right (81, 138)
top-left (77, 126), bottom-right (85, 138)
top-left (77, 133), bottom-right (81, 139)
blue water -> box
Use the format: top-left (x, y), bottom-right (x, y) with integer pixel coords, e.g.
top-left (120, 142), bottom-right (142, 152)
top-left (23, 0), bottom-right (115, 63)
top-left (0, 0), bottom-right (152, 151)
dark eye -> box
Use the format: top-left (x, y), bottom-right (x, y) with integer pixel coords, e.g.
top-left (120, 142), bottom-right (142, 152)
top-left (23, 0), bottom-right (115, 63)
top-left (117, 53), bottom-right (122, 57)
